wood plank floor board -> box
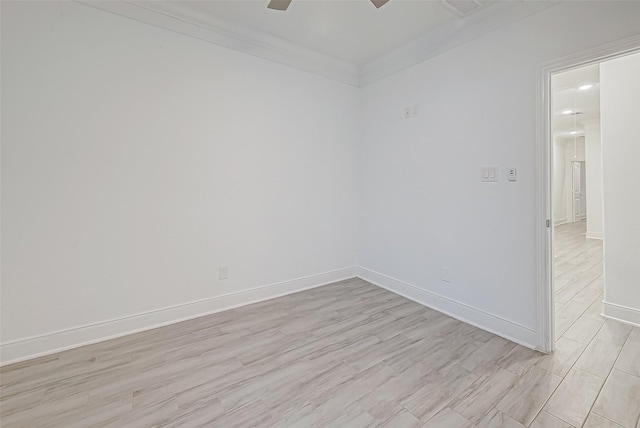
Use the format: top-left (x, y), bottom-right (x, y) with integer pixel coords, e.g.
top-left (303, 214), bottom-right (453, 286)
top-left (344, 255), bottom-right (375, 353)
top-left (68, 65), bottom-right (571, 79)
top-left (575, 337), bottom-right (624, 379)
top-left (616, 339), bottom-right (640, 378)
top-left (529, 410), bottom-right (574, 428)
top-left (400, 363), bottom-right (479, 422)
top-left (376, 407), bottom-right (421, 428)
top-left (584, 412), bottom-right (625, 428)
top-left (450, 366), bottom-right (519, 423)
top-left (542, 364), bottom-right (605, 427)
top-left (596, 319), bottom-right (633, 347)
top-left (562, 316), bottom-right (604, 345)
top-left (459, 336), bottom-right (518, 375)
top-left (583, 293), bottom-right (605, 321)
top-left (496, 365), bottom-right (562, 426)
top-left (592, 368), bottom-right (640, 428)
top-left (475, 408), bottom-right (526, 428)
top-left (2, 220), bottom-right (639, 427)
top-left (497, 344), bottom-right (542, 376)
top-left (420, 407), bottom-right (473, 428)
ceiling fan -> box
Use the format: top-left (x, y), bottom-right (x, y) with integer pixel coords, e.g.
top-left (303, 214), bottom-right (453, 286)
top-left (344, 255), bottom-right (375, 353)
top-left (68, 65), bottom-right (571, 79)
top-left (267, 0), bottom-right (390, 11)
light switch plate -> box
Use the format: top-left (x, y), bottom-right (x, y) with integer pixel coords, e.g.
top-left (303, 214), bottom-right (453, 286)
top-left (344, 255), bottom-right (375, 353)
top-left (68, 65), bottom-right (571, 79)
top-left (481, 167), bottom-right (499, 182)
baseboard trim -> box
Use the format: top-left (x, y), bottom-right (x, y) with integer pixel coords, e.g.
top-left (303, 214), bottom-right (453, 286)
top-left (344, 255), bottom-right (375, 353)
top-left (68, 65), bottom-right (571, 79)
top-left (554, 218), bottom-right (568, 226)
top-left (357, 267), bottom-right (538, 350)
top-left (602, 301), bottom-right (640, 327)
top-left (0, 267), bottom-right (357, 366)
top-left (586, 231), bottom-right (604, 240)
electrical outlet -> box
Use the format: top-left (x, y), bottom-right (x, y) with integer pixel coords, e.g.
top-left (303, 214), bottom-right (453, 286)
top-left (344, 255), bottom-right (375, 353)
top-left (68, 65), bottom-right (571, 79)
top-left (219, 265), bottom-right (229, 280)
top-left (404, 105), bottom-right (418, 119)
top-left (441, 266), bottom-right (451, 283)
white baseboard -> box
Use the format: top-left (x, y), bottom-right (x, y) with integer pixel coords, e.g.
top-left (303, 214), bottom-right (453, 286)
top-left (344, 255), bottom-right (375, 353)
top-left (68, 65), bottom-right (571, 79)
top-left (0, 267), bottom-right (357, 366)
top-left (357, 267), bottom-right (538, 350)
top-left (602, 301), bottom-right (640, 327)
top-left (554, 218), bottom-right (568, 226)
top-left (586, 231), bottom-right (604, 240)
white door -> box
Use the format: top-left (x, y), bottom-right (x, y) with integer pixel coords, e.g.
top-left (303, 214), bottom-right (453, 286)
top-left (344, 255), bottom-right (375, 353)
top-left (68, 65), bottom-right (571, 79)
top-left (571, 161), bottom-right (587, 222)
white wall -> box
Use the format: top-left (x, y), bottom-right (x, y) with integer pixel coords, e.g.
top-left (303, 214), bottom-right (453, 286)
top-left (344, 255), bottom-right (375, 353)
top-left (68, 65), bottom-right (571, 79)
top-left (553, 139), bottom-right (567, 223)
top-left (1, 1), bottom-right (359, 362)
top-left (2, 1), bottom-right (640, 363)
top-left (584, 123), bottom-right (603, 239)
top-left (601, 52), bottom-right (640, 326)
top-left (358, 1), bottom-right (640, 346)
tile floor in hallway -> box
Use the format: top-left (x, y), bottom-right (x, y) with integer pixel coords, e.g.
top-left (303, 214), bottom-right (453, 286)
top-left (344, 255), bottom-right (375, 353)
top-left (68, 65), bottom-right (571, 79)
top-left (550, 220), bottom-right (640, 428)
top-left (1, 221), bottom-right (638, 427)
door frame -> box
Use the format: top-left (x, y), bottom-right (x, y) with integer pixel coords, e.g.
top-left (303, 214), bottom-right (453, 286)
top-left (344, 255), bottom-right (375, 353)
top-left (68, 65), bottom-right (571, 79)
top-left (535, 34), bottom-right (640, 353)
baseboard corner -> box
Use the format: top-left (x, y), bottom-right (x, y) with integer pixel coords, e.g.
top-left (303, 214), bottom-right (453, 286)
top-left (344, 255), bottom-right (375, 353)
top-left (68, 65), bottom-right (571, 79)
top-left (602, 300), bottom-right (640, 327)
top-left (585, 231), bottom-right (604, 240)
top-left (355, 266), bottom-right (538, 350)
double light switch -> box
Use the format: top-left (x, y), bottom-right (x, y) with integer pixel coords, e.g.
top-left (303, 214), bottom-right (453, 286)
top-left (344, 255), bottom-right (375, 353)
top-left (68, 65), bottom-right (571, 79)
top-left (481, 167), bottom-right (499, 182)
top-left (480, 167), bottom-right (517, 182)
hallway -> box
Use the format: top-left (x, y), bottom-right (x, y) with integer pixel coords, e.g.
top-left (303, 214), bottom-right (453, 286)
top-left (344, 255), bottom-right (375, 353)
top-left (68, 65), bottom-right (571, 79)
top-left (554, 220), bottom-right (603, 338)
top-left (548, 220), bottom-right (640, 427)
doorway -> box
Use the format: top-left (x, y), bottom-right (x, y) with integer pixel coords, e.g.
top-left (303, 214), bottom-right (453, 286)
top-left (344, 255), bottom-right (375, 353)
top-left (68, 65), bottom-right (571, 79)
top-left (551, 64), bottom-right (602, 350)
top-left (536, 37), bottom-right (640, 353)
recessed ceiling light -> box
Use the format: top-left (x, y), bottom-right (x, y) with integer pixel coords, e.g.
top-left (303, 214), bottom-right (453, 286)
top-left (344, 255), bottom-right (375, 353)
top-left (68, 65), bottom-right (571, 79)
top-left (562, 110), bottom-right (573, 115)
top-left (579, 84), bottom-right (594, 90)
top-left (570, 131), bottom-right (578, 135)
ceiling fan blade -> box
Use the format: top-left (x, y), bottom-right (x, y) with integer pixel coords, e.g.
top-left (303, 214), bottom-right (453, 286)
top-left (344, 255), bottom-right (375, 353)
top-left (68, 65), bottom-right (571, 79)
top-left (267, 0), bottom-right (292, 11)
top-left (371, 0), bottom-right (390, 8)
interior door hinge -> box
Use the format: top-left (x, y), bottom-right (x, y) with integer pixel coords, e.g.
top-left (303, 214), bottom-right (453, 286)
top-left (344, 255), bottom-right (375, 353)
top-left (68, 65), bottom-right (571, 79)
top-left (546, 219), bottom-right (550, 228)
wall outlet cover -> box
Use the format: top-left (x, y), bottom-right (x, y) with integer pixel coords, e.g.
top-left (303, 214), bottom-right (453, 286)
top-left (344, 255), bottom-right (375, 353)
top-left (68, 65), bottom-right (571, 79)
top-left (219, 265), bottom-right (229, 280)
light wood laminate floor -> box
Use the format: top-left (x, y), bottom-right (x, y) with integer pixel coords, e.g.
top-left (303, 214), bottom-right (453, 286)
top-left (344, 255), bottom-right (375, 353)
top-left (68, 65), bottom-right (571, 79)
top-left (548, 220), bottom-right (640, 428)
top-left (1, 222), bottom-right (638, 427)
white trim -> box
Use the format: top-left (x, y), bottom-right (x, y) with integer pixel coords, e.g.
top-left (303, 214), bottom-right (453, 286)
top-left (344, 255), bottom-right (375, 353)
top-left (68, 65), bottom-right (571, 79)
top-left (360, 1), bottom-right (560, 86)
top-left (554, 218), bottom-right (568, 226)
top-left (73, 0), bottom-right (561, 88)
top-left (535, 50), bottom-right (555, 353)
top-left (535, 34), bottom-right (640, 354)
top-left (0, 267), bottom-right (357, 366)
top-left (602, 301), bottom-right (640, 327)
top-left (357, 267), bottom-right (538, 350)
top-left (74, 1), bottom-right (360, 87)
top-left (586, 231), bottom-right (604, 240)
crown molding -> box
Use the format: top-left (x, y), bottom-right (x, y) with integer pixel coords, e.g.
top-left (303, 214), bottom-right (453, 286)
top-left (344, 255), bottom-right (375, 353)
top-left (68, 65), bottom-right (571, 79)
top-left (75, 1), bottom-right (360, 87)
top-left (360, 1), bottom-right (561, 86)
top-left (76, 1), bottom-right (561, 88)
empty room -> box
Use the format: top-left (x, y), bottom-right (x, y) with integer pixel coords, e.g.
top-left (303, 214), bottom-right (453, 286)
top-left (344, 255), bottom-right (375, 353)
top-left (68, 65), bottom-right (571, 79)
top-left (1, 1), bottom-right (639, 427)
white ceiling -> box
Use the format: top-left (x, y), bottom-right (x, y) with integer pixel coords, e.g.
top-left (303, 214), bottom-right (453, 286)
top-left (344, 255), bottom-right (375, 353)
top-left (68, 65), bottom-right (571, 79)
top-left (552, 64), bottom-right (600, 139)
top-left (136, 0), bottom-right (487, 65)
top-left (89, 0), bottom-right (558, 85)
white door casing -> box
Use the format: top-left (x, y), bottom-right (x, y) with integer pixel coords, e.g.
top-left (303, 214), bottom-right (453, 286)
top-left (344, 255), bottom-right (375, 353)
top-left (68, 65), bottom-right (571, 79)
top-left (535, 35), bottom-right (640, 353)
